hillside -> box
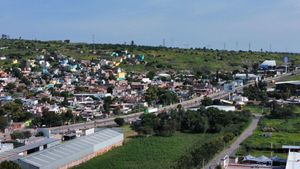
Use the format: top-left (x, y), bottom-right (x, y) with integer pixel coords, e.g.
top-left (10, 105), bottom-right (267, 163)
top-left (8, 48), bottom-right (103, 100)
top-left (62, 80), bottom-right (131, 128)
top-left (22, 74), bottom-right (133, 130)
top-left (0, 39), bottom-right (299, 73)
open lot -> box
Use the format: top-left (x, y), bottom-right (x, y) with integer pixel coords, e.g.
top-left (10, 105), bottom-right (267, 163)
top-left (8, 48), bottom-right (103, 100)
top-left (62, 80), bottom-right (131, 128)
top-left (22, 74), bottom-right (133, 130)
top-left (237, 117), bottom-right (300, 159)
top-left (75, 131), bottom-right (218, 169)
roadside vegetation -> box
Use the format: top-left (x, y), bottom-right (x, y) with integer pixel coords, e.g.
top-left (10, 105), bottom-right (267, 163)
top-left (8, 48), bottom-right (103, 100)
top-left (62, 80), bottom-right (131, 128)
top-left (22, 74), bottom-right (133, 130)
top-left (237, 103), bottom-right (300, 158)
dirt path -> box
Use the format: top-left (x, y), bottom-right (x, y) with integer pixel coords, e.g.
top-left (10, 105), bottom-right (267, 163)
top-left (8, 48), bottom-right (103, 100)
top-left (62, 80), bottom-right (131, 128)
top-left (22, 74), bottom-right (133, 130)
top-left (204, 115), bottom-right (261, 169)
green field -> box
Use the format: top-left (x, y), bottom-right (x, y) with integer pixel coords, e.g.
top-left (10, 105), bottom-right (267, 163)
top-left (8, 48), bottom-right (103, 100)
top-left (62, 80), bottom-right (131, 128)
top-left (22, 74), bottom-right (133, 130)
top-left (75, 132), bottom-right (218, 169)
top-left (237, 117), bottom-right (300, 158)
top-left (243, 105), bottom-right (271, 115)
top-left (279, 75), bottom-right (300, 81)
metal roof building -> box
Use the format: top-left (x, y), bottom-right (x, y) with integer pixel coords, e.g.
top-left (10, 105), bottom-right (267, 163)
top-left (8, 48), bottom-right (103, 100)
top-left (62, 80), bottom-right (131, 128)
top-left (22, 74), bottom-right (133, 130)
top-left (286, 151), bottom-right (300, 169)
top-left (17, 128), bottom-right (124, 169)
top-left (205, 105), bottom-right (236, 112)
top-left (0, 138), bottom-right (60, 162)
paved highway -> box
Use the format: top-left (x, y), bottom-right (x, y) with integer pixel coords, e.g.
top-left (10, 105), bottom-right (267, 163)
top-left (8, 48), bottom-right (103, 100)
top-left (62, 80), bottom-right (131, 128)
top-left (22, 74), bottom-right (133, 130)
top-left (48, 71), bottom-right (298, 134)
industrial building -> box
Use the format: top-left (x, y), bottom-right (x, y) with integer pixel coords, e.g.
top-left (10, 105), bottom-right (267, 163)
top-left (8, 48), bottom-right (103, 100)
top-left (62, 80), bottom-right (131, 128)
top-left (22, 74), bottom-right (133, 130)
top-left (260, 60), bottom-right (276, 70)
top-left (285, 151), bottom-right (300, 169)
top-left (275, 81), bottom-right (300, 95)
top-left (0, 137), bottom-right (60, 162)
top-left (17, 128), bottom-right (124, 169)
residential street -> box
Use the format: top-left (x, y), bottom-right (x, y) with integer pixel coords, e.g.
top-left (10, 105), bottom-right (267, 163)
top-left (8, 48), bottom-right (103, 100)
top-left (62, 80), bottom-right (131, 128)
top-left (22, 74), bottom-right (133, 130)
top-left (204, 114), bottom-right (262, 169)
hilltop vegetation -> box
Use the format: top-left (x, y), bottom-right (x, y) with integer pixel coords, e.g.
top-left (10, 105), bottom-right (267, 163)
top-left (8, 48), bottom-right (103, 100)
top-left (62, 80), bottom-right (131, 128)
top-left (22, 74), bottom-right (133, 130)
top-left (1, 39), bottom-right (300, 72)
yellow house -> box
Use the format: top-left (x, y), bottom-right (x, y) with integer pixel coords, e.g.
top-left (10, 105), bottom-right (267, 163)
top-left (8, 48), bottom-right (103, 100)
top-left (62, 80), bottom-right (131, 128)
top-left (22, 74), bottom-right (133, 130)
top-left (12, 59), bottom-right (18, 64)
top-left (117, 72), bottom-right (126, 81)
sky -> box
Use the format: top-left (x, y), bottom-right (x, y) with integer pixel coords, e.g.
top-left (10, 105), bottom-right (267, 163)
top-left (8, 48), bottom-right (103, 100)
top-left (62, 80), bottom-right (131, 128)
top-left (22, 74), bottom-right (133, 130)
top-left (0, 0), bottom-right (300, 52)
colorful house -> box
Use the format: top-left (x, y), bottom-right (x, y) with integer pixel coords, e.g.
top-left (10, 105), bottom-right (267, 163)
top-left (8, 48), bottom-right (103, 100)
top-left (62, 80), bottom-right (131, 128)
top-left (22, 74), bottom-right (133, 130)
top-left (117, 72), bottom-right (126, 81)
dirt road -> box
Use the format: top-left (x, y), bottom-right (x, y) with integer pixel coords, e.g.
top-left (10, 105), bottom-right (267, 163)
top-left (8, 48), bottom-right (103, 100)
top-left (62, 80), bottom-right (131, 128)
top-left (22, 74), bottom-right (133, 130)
top-left (204, 115), bottom-right (261, 169)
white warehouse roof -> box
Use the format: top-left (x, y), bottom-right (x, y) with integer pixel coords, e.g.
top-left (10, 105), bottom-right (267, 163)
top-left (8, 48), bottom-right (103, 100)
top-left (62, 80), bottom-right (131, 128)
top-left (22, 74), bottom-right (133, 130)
top-left (286, 151), bottom-right (300, 169)
top-left (205, 105), bottom-right (236, 112)
top-left (18, 128), bottom-right (123, 169)
top-left (260, 60), bottom-right (276, 67)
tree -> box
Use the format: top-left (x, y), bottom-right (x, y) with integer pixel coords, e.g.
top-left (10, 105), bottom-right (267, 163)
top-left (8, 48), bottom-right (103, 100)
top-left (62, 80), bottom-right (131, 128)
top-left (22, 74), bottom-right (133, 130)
top-left (201, 97), bottom-right (213, 106)
top-left (130, 40), bottom-right (135, 46)
top-left (145, 86), bottom-right (159, 105)
top-left (0, 102), bottom-right (32, 122)
top-left (103, 96), bottom-right (113, 113)
top-left (32, 110), bottom-right (63, 127)
top-left (216, 164), bottom-right (223, 169)
top-left (212, 99), bottom-right (222, 105)
top-left (0, 116), bottom-right (8, 132)
top-left (252, 63), bottom-right (259, 74)
top-left (269, 104), bottom-right (295, 119)
top-left (146, 71), bottom-right (156, 80)
top-left (145, 86), bottom-right (178, 106)
top-left (114, 118), bottom-right (125, 126)
top-left (243, 84), bottom-right (268, 102)
top-left (107, 86), bottom-right (114, 94)
top-left (4, 83), bottom-right (16, 91)
top-left (0, 161), bottom-right (21, 169)
top-left (10, 130), bottom-right (31, 140)
top-left (61, 110), bottom-right (74, 124)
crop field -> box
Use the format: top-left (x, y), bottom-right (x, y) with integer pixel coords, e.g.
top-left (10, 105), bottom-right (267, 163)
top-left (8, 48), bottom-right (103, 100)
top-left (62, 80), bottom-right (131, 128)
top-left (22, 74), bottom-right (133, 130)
top-left (74, 132), bottom-right (218, 169)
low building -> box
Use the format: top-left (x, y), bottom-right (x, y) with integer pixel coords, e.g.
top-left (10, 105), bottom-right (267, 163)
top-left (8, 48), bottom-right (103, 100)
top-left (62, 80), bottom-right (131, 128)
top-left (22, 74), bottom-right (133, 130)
top-left (221, 155), bottom-right (273, 169)
top-left (17, 128), bottom-right (124, 169)
top-left (205, 105), bottom-right (236, 112)
top-left (275, 81), bottom-right (300, 95)
top-left (0, 137), bottom-right (60, 162)
top-left (260, 60), bottom-right (276, 70)
top-left (235, 73), bottom-right (261, 82)
top-left (286, 151), bottom-right (300, 169)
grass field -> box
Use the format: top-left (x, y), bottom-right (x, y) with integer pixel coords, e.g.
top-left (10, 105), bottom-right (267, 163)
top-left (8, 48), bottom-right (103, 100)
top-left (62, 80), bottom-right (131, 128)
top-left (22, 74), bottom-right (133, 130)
top-left (121, 125), bottom-right (137, 142)
top-left (237, 117), bottom-right (300, 158)
top-left (243, 105), bottom-right (271, 115)
top-left (279, 75), bottom-right (300, 81)
top-left (74, 132), bottom-right (218, 169)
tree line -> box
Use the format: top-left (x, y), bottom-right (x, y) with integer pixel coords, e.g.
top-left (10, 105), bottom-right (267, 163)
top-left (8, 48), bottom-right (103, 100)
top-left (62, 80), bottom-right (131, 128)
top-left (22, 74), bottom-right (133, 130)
top-left (132, 107), bottom-right (251, 137)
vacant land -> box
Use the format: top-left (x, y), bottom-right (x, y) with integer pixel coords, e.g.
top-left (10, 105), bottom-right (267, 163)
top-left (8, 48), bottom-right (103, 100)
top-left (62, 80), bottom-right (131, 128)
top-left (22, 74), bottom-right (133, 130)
top-left (237, 117), bottom-right (300, 158)
top-left (243, 105), bottom-right (271, 115)
top-left (75, 132), bottom-right (218, 169)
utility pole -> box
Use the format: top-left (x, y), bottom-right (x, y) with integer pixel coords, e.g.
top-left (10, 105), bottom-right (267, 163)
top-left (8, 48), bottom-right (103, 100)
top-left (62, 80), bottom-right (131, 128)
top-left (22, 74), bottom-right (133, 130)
top-left (92, 34), bottom-right (96, 53)
top-left (270, 142), bottom-right (273, 157)
top-left (248, 42), bottom-right (251, 51)
top-left (170, 38), bottom-right (174, 47)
